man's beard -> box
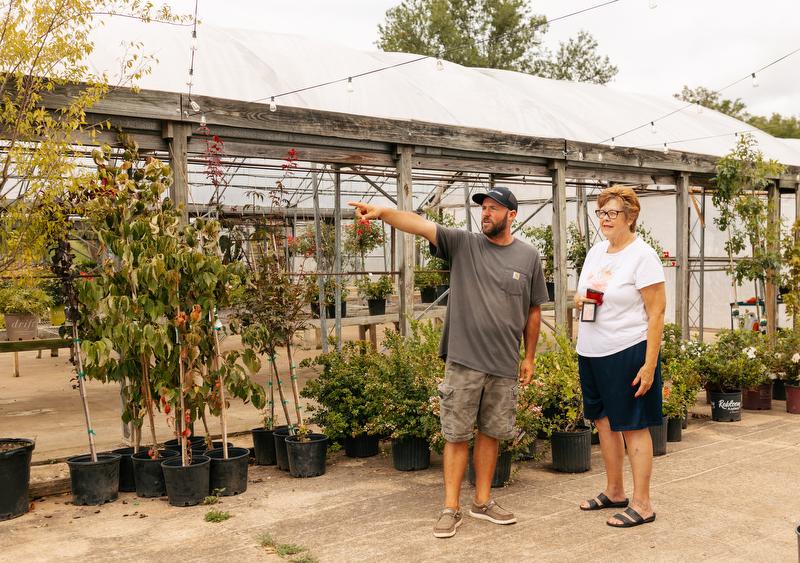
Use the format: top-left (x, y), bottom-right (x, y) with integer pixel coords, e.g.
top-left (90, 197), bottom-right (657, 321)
top-left (482, 212), bottom-right (508, 237)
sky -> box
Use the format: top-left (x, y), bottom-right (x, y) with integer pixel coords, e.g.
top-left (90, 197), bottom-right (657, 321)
top-left (170, 0), bottom-right (799, 117)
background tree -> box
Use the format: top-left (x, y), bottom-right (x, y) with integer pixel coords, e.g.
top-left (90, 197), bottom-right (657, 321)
top-left (675, 85), bottom-right (800, 139)
top-left (377, 0), bottom-right (617, 84)
top-left (0, 0), bottom-right (187, 275)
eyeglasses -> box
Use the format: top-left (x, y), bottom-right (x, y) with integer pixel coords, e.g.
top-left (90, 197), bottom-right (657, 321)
top-left (595, 209), bottom-right (623, 219)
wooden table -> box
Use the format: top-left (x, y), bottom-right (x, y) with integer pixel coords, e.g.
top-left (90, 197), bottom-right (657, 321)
top-left (0, 327), bottom-right (71, 377)
top-left (301, 306), bottom-right (448, 350)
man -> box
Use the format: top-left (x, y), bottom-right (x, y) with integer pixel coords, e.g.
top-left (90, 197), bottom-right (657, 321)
top-left (349, 186), bottom-right (549, 539)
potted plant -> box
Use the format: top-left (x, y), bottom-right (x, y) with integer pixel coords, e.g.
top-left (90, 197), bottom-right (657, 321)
top-left (0, 438), bottom-right (35, 521)
top-left (0, 284), bottom-right (52, 340)
top-left (771, 329), bottom-right (800, 414)
top-left (305, 276), bottom-right (349, 319)
top-left (356, 275), bottom-right (394, 316)
top-left (414, 268), bottom-right (442, 303)
top-left (662, 357), bottom-right (702, 443)
top-left (529, 333), bottom-right (589, 473)
top-left (301, 340), bottom-right (382, 458)
top-left (367, 322), bottom-right (442, 471)
top-left (284, 424), bottom-right (329, 478)
top-left (235, 232), bottom-right (309, 471)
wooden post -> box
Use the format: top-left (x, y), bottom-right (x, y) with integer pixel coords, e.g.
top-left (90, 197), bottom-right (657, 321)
top-left (396, 145), bottom-right (414, 337)
top-left (675, 173), bottom-right (691, 339)
top-left (795, 180), bottom-right (800, 330)
top-left (765, 182), bottom-right (780, 340)
top-left (464, 183), bottom-right (472, 232)
top-left (549, 160), bottom-right (568, 332)
top-left (163, 121), bottom-right (191, 224)
top-left (333, 166), bottom-right (343, 350)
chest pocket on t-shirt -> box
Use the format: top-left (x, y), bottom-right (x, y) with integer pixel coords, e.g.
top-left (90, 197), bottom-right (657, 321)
top-left (502, 269), bottom-right (528, 296)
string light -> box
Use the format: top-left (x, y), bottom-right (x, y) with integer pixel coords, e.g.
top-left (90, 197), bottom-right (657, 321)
top-left (663, 143), bottom-right (669, 154)
top-left (269, 97), bottom-right (277, 112)
top-left (751, 72), bottom-right (759, 87)
top-left (597, 152), bottom-right (603, 162)
top-left (609, 137), bottom-right (616, 149)
top-left (648, 0), bottom-right (657, 8)
top-left (199, 113), bottom-right (206, 127)
top-left (436, 58), bottom-right (444, 71)
top-left (346, 77), bottom-right (354, 93)
top-left (191, 29), bottom-right (197, 52)
top-left (650, 121), bottom-right (657, 134)
top-left (577, 150), bottom-right (585, 161)
top-left (695, 103), bottom-right (703, 114)
top-left (189, 99), bottom-right (200, 113)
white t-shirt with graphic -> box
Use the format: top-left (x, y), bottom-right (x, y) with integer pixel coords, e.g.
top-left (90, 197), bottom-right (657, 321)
top-left (576, 237), bottom-right (665, 357)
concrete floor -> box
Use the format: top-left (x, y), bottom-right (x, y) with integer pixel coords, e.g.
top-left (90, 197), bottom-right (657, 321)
top-left (2, 330), bottom-right (800, 562)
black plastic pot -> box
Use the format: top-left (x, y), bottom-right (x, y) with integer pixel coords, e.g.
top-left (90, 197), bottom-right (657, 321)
top-left (111, 447), bottom-right (140, 492)
top-left (515, 438), bottom-right (539, 462)
top-left (207, 447), bottom-right (250, 496)
top-left (551, 428), bottom-right (591, 473)
top-left (66, 453), bottom-right (121, 506)
top-left (420, 286), bottom-right (437, 303)
top-left (251, 427), bottom-right (277, 465)
top-left (344, 433), bottom-right (380, 458)
top-left (164, 436), bottom-right (205, 452)
top-left (773, 379), bottom-right (786, 401)
top-left (710, 390), bottom-right (742, 422)
top-left (649, 416), bottom-right (668, 456)
top-left (667, 417), bottom-right (683, 442)
top-left (131, 449), bottom-right (179, 498)
top-left (436, 285), bottom-right (449, 305)
top-left (367, 298), bottom-right (386, 316)
top-left (311, 302), bottom-right (347, 318)
top-left (391, 436), bottom-right (431, 471)
top-left (286, 434), bottom-right (328, 478)
top-left (161, 455), bottom-right (210, 507)
top-left (0, 438), bottom-right (35, 521)
top-left (545, 281), bottom-right (555, 302)
top-left (468, 450), bottom-right (512, 488)
top-left (192, 441), bottom-right (234, 455)
top-left (273, 425), bottom-right (291, 471)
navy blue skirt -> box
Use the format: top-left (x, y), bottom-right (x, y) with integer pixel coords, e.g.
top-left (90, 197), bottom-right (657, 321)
top-left (578, 340), bottom-right (663, 432)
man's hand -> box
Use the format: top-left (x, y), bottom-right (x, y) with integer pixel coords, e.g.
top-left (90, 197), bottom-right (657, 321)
top-left (348, 201), bottom-right (382, 221)
top-left (632, 364), bottom-right (655, 398)
top-left (519, 358), bottom-right (535, 386)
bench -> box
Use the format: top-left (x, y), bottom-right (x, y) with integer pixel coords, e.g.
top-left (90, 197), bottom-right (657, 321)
top-left (300, 305), bottom-right (448, 350)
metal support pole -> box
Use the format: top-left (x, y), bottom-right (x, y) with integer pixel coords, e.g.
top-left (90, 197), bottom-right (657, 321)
top-left (699, 188), bottom-right (706, 339)
top-left (765, 182), bottom-right (781, 339)
top-left (464, 183), bottom-right (472, 232)
top-left (310, 165), bottom-right (328, 353)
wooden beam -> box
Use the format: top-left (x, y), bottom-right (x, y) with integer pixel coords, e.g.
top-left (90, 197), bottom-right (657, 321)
top-left (412, 155), bottom-right (549, 176)
top-left (550, 160), bottom-right (569, 331)
top-left (189, 139), bottom-right (394, 166)
top-left (566, 166), bottom-right (682, 186)
top-left (163, 121), bottom-right (191, 224)
top-left (396, 145), bottom-right (415, 337)
top-left (675, 173), bottom-right (691, 338)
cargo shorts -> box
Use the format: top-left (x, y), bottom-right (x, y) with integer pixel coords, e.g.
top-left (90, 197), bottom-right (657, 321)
top-left (437, 360), bottom-right (518, 443)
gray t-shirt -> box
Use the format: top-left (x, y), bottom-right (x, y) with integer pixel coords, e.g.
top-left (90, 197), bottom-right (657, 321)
top-left (431, 225), bottom-right (549, 378)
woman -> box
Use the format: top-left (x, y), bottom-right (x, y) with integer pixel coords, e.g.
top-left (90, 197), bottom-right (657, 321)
top-left (574, 185), bottom-right (666, 528)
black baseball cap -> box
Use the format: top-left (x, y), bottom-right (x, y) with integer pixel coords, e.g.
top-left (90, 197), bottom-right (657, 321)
top-left (472, 186), bottom-right (518, 212)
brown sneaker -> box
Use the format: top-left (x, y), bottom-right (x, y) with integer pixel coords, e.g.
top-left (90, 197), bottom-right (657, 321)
top-left (468, 499), bottom-right (517, 525)
top-left (433, 508), bottom-right (463, 538)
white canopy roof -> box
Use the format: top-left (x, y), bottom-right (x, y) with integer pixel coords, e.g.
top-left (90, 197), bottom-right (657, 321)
top-left (88, 19), bottom-right (800, 166)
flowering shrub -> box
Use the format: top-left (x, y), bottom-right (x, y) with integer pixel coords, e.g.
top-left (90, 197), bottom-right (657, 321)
top-left (770, 329), bottom-right (800, 384)
top-left (701, 330), bottom-right (768, 391)
top-left (528, 332), bottom-right (583, 434)
top-left (344, 218), bottom-right (385, 258)
top-left (662, 358), bottom-right (701, 419)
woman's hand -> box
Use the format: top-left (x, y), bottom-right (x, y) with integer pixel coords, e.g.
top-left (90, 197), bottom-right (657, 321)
top-left (573, 294), bottom-right (596, 311)
top-left (632, 363), bottom-right (656, 398)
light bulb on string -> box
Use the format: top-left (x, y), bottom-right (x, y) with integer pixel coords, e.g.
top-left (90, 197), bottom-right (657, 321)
top-left (663, 143), bottom-right (669, 154)
top-left (436, 58), bottom-right (444, 71)
top-left (650, 121), bottom-right (657, 134)
top-left (609, 137), bottom-right (616, 149)
top-left (751, 73), bottom-right (759, 88)
top-left (695, 103), bottom-right (703, 114)
top-left (597, 152), bottom-right (603, 162)
top-left (191, 30), bottom-right (198, 51)
top-left (269, 97), bottom-right (277, 112)
top-left (648, 0), bottom-right (657, 8)
top-left (189, 99), bottom-right (200, 113)
top-left (199, 113), bottom-right (206, 127)
top-left (346, 77), bottom-right (354, 93)
top-left (577, 150), bottom-right (584, 161)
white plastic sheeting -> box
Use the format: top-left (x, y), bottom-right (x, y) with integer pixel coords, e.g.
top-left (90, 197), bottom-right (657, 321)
top-left (88, 19), bottom-right (800, 165)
